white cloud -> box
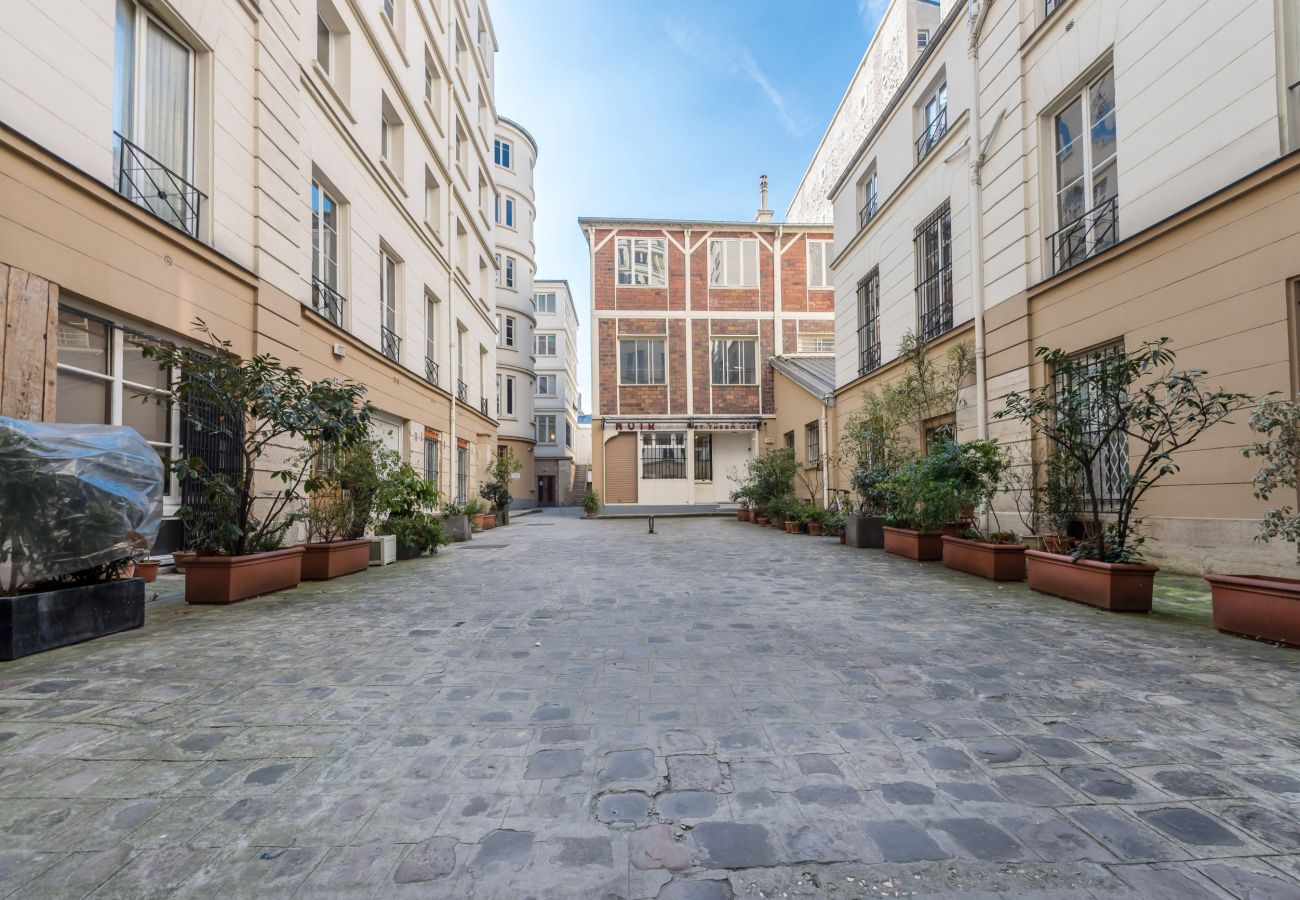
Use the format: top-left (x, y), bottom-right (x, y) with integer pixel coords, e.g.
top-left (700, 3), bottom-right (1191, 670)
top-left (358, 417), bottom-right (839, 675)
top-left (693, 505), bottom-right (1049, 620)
top-left (663, 19), bottom-right (809, 138)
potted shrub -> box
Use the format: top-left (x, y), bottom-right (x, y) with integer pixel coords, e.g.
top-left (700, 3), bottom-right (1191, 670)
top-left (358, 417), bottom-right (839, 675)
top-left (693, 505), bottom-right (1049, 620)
top-left (881, 445), bottom-right (967, 561)
top-left (841, 387), bottom-right (913, 549)
top-left (480, 449), bottom-right (520, 526)
top-left (1205, 398), bottom-right (1300, 646)
top-left (935, 440), bottom-right (1028, 582)
top-left (376, 452), bottom-right (449, 559)
top-left (996, 340), bottom-right (1252, 612)
top-left (143, 322), bottom-right (372, 604)
top-left (785, 504), bottom-right (805, 534)
top-left (132, 552), bottom-right (161, 583)
top-left (299, 439), bottom-right (381, 580)
top-left (441, 501), bottom-right (472, 542)
top-left (464, 499), bottom-right (493, 532)
top-left (804, 505), bottom-right (828, 537)
top-left (581, 488), bottom-right (601, 518)
top-left (0, 418), bottom-right (163, 659)
top-left (748, 448), bottom-right (796, 527)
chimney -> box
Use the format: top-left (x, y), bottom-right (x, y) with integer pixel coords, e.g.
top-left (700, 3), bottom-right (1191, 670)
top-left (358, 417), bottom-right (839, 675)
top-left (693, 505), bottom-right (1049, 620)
top-left (755, 174), bottom-right (773, 222)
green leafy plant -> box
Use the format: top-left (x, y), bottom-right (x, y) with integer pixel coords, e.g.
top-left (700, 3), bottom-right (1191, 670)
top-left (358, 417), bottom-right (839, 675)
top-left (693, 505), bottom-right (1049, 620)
top-left (302, 439), bottom-right (382, 543)
top-left (1242, 397), bottom-right (1300, 562)
top-left (375, 449), bottom-right (447, 555)
top-left (480, 448), bottom-right (520, 514)
top-left (886, 330), bottom-right (974, 443)
top-left (581, 488), bottom-right (601, 513)
top-left (802, 505), bottom-right (830, 527)
top-left (745, 447), bottom-right (797, 510)
top-left (463, 498), bottom-right (483, 518)
top-left (884, 438), bottom-right (1006, 533)
top-left (996, 340), bottom-right (1254, 563)
top-left (142, 321), bottom-right (372, 556)
top-left (840, 387), bottom-right (914, 515)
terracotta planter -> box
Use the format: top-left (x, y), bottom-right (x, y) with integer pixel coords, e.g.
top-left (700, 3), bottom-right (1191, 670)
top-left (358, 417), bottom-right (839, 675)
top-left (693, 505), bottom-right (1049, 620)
top-left (785, 521), bottom-right (802, 534)
top-left (844, 515), bottom-right (885, 549)
top-left (755, 516), bottom-right (769, 526)
top-left (737, 509), bottom-right (751, 522)
top-left (1205, 574), bottom-right (1300, 647)
top-left (300, 538), bottom-right (371, 580)
top-left (474, 513), bottom-right (496, 531)
top-left (1024, 549), bottom-right (1156, 613)
top-left (585, 508), bottom-right (598, 518)
top-left (882, 526), bottom-right (945, 561)
top-left (172, 551), bottom-right (196, 572)
top-left (134, 560), bottom-right (160, 583)
top-left (183, 547), bottom-right (304, 605)
top-left (942, 536), bottom-right (1027, 582)
top-left (808, 523), bottom-right (823, 536)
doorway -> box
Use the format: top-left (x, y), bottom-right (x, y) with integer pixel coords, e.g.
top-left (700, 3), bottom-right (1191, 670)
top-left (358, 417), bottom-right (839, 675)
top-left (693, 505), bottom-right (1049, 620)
top-left (537, 475), bottom-right (557, 506)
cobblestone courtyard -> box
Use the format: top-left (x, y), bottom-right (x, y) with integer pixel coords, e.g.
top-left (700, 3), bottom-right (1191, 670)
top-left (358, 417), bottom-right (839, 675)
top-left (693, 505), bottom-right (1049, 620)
top-left (2, 514), bottom-right (1300, 898)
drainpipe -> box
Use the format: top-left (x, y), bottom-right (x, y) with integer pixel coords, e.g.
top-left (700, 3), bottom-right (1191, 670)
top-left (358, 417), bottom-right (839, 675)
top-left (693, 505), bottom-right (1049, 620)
top-left (967, 0), bottom-right (991, 443)
top-left (820, 395), bottom-right (831, 509)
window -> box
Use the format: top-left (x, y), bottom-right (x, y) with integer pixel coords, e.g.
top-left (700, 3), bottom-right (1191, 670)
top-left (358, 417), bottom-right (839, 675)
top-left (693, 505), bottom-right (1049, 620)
top-left (56, 308), bottom-right (179, 503)
top-left (917, 82), bottom-right (948, 162)
top-left (807, 240), bottom-right (832, 289)
top-left (503, 196), bottom-right (515, 228)
top-left (694, 433), bottom-right (712, 481)
top-left (857, 267), bottom-right (881, 374)
top-left (502, 375), bottom-right (515, 416)
top-left (710, 339), bottom-right (757, 385)
top-left (535, 414), bottom-right (557, 444)
top-left (1050, 67), bottom-right (1119, 274)
top-left (641, 432), bottom-right (686, 479)
top-left (915, 203), bottom-right (953, 342)
top-left (504, 256), bottom-right (516, 288)
top-left (494, 138), bottom-right (512, 168)
top-left (380, 95), bottom-right (403, 177)
top-left (535, 333), bottom-right (556, 356)
top-left (504, 315), bottom-right (516, 348)
top-left (805, 422), bottom-right (821, 466)
top-left (619, 338), bottom-right (665, 384)
top-left (1044, 0), bottom-right (1064, 17)
top-left (858, 169), bottom-right (879, 229)
top-left (616, 237), bottom-right (667, 286)
top-left (708, 239), bottom-right (759, 288)
top-left (113, 0), bottom-right (199, 237)
top-left (784, 430), bottom-right (795, 449)
top-left (494, 253), bottom-right (501, 286)
top-left (1055, 343), bottom-right (1128, 509)
top-left (317, 14), bottom-right (332, 73)
top-left (382, 0), bottom-right (395, 25)
top-left (566, 422), bottom-right (573, 449)
top-left (424, 292), bottom-right (439, 382)
top-left (798, 334), bottom-right (834, 354)
top-left (310, 180), bottom-right (342, 323)
top-left (424, 170), bottom-right (440, 231)
top-left (924, 416), bottom-right (956, 453)
top-left (536, 374), bottom-right (556, 396)
top-left (456, 444), bottom-right (468, 503)
top-left (534, 292), bottom-right (556, 313)
top-left (380, 249), bottom-right (399, 360)
top-left (424, 434), bottom-right (439, 484)
top-left (917, 29), bottom-right (929, 49)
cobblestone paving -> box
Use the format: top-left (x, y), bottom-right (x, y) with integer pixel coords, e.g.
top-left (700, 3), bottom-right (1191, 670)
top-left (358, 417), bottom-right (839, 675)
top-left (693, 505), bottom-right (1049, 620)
top-left (2, 513), bottom-right (1300, 898)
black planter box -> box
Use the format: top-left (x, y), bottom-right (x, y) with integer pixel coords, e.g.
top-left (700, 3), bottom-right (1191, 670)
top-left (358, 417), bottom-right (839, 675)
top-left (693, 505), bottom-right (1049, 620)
top-left (844, 515), bottom-right (885, 549)
top-left (1, 578), bottom-right (145, 661)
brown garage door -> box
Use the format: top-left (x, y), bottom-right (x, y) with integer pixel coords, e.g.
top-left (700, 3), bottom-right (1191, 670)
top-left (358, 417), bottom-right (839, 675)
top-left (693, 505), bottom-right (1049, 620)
top-left (604, 433), bottom-right (637, 504)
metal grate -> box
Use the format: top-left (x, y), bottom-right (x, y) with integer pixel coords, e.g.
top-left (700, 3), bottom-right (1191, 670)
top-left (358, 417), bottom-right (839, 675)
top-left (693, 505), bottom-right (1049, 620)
top-left (858, 191), bottom-right (879, 230)
top-left (1047, 195), bottom-right (1119, 276)
top-left (694, 434), bottom-right (713, 482)
top-left (916, 106), bottom-right (948, 163)
top-left (424, 357), bottom-right (439, 387)
top-left (642, 433), bottom-right (687, 480)
top-left (915, 204), bottom-right (953, 343)
top-left (179, 374), bottom-right (243, 547)
top-left (311, 277), bottom-right (345, 326)
top-left (114, 132), bottom-right (205, 239)
top-left (1045, 0), bottom-right (1065, 16)
top-left (457, 379), bottom-right (468, 403)
top-left (479, 397), bottom-right (489, 416)
top-left (1053, 343), bottom-right (1128, 511)
top-left (857, 268), bottom-right (881, 375)
top-left (380, 325), bottom-right (401, 362)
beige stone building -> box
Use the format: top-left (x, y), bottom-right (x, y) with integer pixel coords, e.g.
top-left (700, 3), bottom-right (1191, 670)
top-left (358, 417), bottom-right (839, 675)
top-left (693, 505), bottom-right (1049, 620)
top-left (532, 278), bottom-right (581, 506)
top-left (0, 0), bottom-right (506, 549)
top-left (825, 0), bottom-right (1300, 575)
top-left (769, 356), bottom-right (837, 508)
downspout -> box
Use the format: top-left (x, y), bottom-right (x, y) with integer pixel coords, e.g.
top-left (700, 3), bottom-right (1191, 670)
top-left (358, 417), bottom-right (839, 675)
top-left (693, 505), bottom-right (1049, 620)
top-left (821, 394), bottom-right (831, 508)
top-left (968, 0), bottom-right (991, 443)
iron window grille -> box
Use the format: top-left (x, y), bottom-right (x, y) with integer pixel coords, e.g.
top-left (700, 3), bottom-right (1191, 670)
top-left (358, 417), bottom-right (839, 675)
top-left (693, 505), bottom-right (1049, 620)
top-left (311, 277), bottom-right (345, 326)
top-left (1053, 343), bottom-right (1128, 512)
top-left (806, 422), bottom-right (820, 467)
top-left (456, 446), bottom-right (468, 504)
top-left (857, 268), bottom-right (881, 375)
top-left (1048, 195), bottom-right (1119, 276)
top-left (456, 379), bottom-right (468, 403)
top-left (424, 357), bottom-right (439, 386)
top-left (114, 132), bottom-right (205, 239)
top-left (858, 189), bottom-right (879, 230)
top-left (1051, 68), bottom-right (1118, 275)
top-left (424, 437), bottom-right (439, 484)
top-left (694, 434), bottom-right (713, 481)
top-left (642, 432), bottom-right (686, 479)
top-left (915, 203), bottom-right (953, 343)
top-left (916, 104), bottom-right (948, 164)
top-left (380, 325), bottom-right (401, 362)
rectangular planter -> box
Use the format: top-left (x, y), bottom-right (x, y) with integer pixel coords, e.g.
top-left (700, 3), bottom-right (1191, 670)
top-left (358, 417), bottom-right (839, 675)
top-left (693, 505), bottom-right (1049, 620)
top-left (942, 536), bottom-right (1027, 582)
top-left (1, 578), bottom-right (145, 660)
top-left (301, 539), bottom-right (372, 580)
top-left (1205, 574), bottom-right (1300, 647)
top-left (844, 515), bottom-right (884, 549)
top-left (882, 526), bottom-right (945, 561)
top-left (1024, 549), bottom-right (1157, 613)
top-left (184, 547), bottom-right (304, 605)
top-left (443, 515), bottom-right (472, 542)
top-left (369, 535), bottom-right (396, 567)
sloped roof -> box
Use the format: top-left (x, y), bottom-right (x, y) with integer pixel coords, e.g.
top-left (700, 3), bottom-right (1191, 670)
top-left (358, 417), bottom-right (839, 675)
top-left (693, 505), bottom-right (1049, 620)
top-left (769, 355), bottom-right (836, 402)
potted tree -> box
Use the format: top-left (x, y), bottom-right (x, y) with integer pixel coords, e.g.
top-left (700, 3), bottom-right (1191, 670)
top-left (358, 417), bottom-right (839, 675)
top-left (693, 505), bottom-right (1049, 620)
top-left (1205, 398), bottom-right (1300, 646)
top-left (881, 445), bottom-right (965, 561)
top-left (143, 322), bottom-right (372, 605)
top-left (581, 488), bottom-right (601, 518)
top-left (1, 418), bottom-right (162, 659)
top-left (936, 440), bottom-right (1027, 582)
top-left (804, 505), bottom-right (828, 537)
top-left (299, 439), bottom-right (381, 580)
top-left (376, 453), bottom-right (449, 559)
top-left (997, 340), bottom-right (1252, 612)
top-left (481, 449), bottom-right (520, 526)
top-left (841, 387), bottom-right (913, 549)
top-left (749, 448), bottom-right (796, 528)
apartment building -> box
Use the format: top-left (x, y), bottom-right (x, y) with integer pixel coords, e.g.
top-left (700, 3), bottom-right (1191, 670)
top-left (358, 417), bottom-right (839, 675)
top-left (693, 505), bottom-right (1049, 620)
top-left (825, 0), bottom-right (1300, 575)
top-left (531, 278), bottom-right (581, 505)
top-left (493, 116), bottom-right (537, 506)
top-left (580, 191), bottom-right (836, 508)
top-left (0, 0), bottom-right (503, 547)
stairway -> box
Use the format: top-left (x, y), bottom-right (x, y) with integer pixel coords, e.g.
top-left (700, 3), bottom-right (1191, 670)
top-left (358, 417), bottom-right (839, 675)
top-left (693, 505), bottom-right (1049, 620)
top-left (568, 464), bottom-right (590, 504)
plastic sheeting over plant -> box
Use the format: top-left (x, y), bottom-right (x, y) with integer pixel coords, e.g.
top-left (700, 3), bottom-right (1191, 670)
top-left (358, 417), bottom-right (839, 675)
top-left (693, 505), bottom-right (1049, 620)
top-left (0, 417), bottom-right (163, 595)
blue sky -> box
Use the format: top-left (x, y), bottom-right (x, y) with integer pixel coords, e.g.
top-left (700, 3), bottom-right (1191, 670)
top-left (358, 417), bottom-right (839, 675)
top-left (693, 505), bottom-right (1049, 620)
top-left (492, 0), bottom-right (886, 407)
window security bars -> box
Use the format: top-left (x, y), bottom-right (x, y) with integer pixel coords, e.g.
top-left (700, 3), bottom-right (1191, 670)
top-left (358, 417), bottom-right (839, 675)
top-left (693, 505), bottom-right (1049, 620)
top-left (641, 433), bottom-right (686, 480)
top-left (380, 325), bottom-right (401, 362)
top-left (456, 379), bottom-right (468, 403)
top-left (1053, 344), bottom-right (1128, 511)
top-left (857, 269), bottom-right (881, 376)
top-left (694, 434), bottom-right (713, 482)
top-left (858, 190), bottom-right (879, 230)
top-left (916, 105), bottom-right (948, 163)
top-left (114, 132), bottom-right (205, 239)
top-left (915, 205), bottom-right (953, 343)
top-left (1048, 195), bottom-right (1119, 276)
top-left (480, 396), bottom-right (489, 416)
top-left (311, 277), bottom-right (345, 326)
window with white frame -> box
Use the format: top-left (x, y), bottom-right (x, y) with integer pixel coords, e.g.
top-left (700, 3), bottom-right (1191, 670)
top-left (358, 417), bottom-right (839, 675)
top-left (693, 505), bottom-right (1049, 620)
top-left (535, 414), bottom-right (557, 444)
top-left (1051, 67), bottom-right (1118, 273)
top-left (493, 253), bottom-right (501, 286)
top-left (495, 313), bottom-right (502, 347)
top-left (620, 338), bottom-right (665, 384)
top-left (56, 307), bottom-right (179, 504)
top-left (710, 339), bottom-right (757, 385)
top-left (566, 422), bottom-right (573, 448)
top-left (380, 95), bottom-right (403, 176)
top-left (858, 168), bottom-right (879, 229)
top-left (917, 81), bottom-right (948, 162)
top-left (504, 256), bottom-right (516, 288)
top-left (917, 29), bottom-right (929, 49)
top-left (535, 333), bottom-right (556, 356)
top-left (494, 138), bottom-right (512, 168)
top-left (380, 248), bottom-right (399, 359)
top-left (504, 196), bottom-right (515, 228)
top-left (805, 421), bottom-right (821, 466)
top-left (535, 374), bottom-right (556, 396)
top-left (382, 0), bottom-right (395, 25)
top-left (424, 292), bottom-right (438, 377)
top-left (807, 240), bottom-right (833, 289)
top-left (424, 170), bottom-right (440, 231)
top-left (616, 237), bottom-right (667, 286)
top-left (797, 334), bottom-right (834, 354)
top-left (501, 374), bottom-right (515, 416)
top-left (311, 180), bottom-right (343, 323)
top-left (504, 315), bottom-right (515, 348)
top-left (534, 291), bottom-right (556, 313)
top-left (316, 13), bottom-right (333, 73)
top-left (708, 238), bottom-right (758, 288)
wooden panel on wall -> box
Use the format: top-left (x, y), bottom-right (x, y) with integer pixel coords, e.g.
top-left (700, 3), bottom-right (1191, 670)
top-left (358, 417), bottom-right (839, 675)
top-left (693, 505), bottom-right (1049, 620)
top-left (0, 265), bottom-right (58, 421)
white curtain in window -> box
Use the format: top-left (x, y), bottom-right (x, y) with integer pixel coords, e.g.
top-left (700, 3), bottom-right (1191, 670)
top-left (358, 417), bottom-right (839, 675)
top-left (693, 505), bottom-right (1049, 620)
top-left (142, 18), bottom-right (190, 176)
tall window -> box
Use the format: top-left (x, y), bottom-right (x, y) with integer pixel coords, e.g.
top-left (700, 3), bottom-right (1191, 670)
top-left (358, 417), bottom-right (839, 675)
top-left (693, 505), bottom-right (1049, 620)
top-left (917, 29), bottom-right (930, 49)
top-left (380, 249), bottom-right (399, 360)
top-left (807, 240), bottom-right (833, 289)
top-left (503, 196), bottom-right (515, 228)
top-left (504, 256), bottom-right (516, 288)
top-left (456, 444), bottom-right (468, 503)
top-left (535, 414), bottom-right (557, 444)
top-left (857, 268), bottom-right (881, 374)
top-left (382, 0), bottom-right (395, 25)
top-left (316, 14), bottom-right (332, 73)
top-left (616, 238), bottom-right (667, 286)
top-left (708, 239), bottom-right (758, 288)
top-left (915, 203), bottom-right (952, 342)
top-left (494, 138), bottom-right (512, 168)
top-left (311, 180), bottom-right (342, 324)
top-left (424, 293), bottom-right (438, 383)
top-left (805, 422), bottom-right (821, 466)
top-left (494, 253), bottom-right (501, 286)
top-left (642, 432), bottom-right (686, 479)
top-left (566, 422), bottom-right (573, 449)
top-left (1051, 68), bottom-right (1118, 274)
top-left (535, 333), bottom-right (556, 355)
top-left (784, 430), bottom-right (795, 449)
top-left (536, 374), bottom-right (556, 396)
top-left (535, 291), bottom-right (556, 313)
top-left (503, 315), bottom-right (516, 348)
top-left (917, 82), bottom-right (948, 162)
top-left (711, 339), bottom-right (756, 385)
top-left (620, 338), bottom-right (665, 384)
top-left (1055, 343), bottom-right (1128, 509)
top-left (858, 168), bottom-right (879, 229)
top-left (694, 433), bottom-right (712, 481)
top-left (502, 375), bottom-right (515, 416)
top-left (424, 434), bottom-right (439, 484)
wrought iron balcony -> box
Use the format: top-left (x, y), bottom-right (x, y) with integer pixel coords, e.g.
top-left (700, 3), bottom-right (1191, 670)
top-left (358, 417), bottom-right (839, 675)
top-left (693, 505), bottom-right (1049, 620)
top-left (1048, 195), bottom-right (1119, 276)
top-left (424, 357), bottom-right (439, 386)
top-left (114, 132), bottom-right (205, 239)
top-left (311, 277), bottom-right (345, 326)
top-left (456, 379), bottom-right (468, 403)
top-left (915, 107), bottom-right (948, 164)
top-left (380, 325), bottom-right (401, 362)
top-left (858, 192), bottom-right (879, 230)
top-left (916, 264), bottom-right (954, 343)
top-left (479, 397), bottom-right (489, 416)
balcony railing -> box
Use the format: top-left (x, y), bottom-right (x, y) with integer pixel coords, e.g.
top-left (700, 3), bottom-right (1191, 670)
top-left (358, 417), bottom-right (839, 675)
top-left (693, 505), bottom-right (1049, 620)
top-left (916, 263), bottom-right (954, 343)
top-left (380, 325), bottom-right (401, 362)
top-left (456, 379), bottom-right (468, 403)
top-left (424, 357), bottom-right (439, 387)
top-left (311, 277), bottom-right (345, 326)
top-left (915, 107), bottom-right (948, 164)
top-left (858, 192), bottom-right (879, 230)
top-left (479, 397), bottom-right (489, 416)
top-left (114, 132), bottom-right (205, 239)
top-left (1048, 195), bottom-right (1119, 276)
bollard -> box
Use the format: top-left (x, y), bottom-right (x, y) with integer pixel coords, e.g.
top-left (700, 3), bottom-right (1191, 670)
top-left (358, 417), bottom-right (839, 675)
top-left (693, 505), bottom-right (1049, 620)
top-left (648, 515), bottom-right (655, 534)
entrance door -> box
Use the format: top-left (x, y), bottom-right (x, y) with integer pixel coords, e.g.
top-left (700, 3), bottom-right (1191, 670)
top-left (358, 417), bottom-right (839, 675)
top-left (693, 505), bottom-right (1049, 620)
top-left (537, 475), bottom-right (556, 506)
